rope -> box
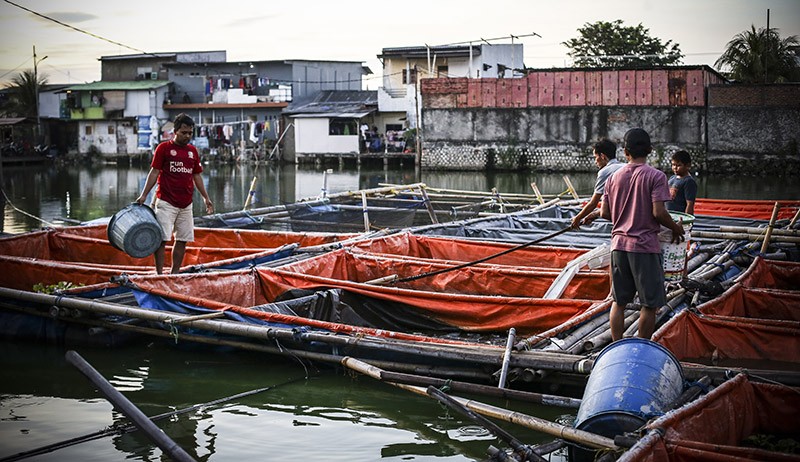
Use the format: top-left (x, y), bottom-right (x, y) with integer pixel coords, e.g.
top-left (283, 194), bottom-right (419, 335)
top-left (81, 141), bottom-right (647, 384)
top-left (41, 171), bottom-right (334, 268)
top-left (393, 226), bottom-right (572, 284)
top-left (0, 188), bottom-right (57, 228)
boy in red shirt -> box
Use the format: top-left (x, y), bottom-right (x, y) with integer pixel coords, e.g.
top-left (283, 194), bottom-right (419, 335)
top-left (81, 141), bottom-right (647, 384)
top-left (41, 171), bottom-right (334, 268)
top-left (135, 113), bottom-right (214, 274)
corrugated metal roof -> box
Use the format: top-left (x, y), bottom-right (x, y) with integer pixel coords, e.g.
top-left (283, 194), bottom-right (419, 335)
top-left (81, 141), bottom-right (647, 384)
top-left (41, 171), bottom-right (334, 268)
top-left (379, 45), bottom-right (483, 59)
top-left (288, 111), bottom-right (372, 119)
top-left (0, 117), bottom-right (32, 126)
top-left (62, 80), bottom-right (171, 92)
top-left (283, 90), bottom-right (377, 115)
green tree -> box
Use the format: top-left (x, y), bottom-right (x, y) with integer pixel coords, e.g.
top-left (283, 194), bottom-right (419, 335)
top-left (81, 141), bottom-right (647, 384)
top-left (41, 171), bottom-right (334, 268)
top-left (1, 69), bottom-right (48, 117)
top-left (563, 20), bottom-right (683, 67)
top-left (715, 26), bottom-right (799, 83)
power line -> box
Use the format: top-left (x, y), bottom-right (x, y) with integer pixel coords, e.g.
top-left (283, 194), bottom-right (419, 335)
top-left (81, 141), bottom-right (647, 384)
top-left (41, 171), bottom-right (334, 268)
top-left (0, 57), bottom-right (32, 81)
top-left (4, 0), bottom-right (147, 54)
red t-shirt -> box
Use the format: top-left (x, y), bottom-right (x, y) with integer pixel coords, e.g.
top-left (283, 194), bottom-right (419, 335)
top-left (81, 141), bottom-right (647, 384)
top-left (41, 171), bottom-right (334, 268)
top-left (151, 141), bottom-right (203, 209)
top-left (603, 163), bottom-right (671, 253)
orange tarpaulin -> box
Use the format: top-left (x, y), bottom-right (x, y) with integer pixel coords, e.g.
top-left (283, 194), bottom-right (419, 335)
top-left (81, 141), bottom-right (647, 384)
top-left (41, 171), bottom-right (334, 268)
top-left (699, 285), bottom-right (800, 322)
top-left (49, 223), bottom-right (354, 248)
top-left (124, 244), bottom-right (602, 336)
top-left (693, 199), bottom-right (800, 220)
top-left (349, 232), bottom-right (586, 268)
top-left (735, 257), bottom-right (800, 290)
top-left (655, 310), bottom-right (800, 364)
top-left (0, 225), bottom-right (350, 290)
top-left (270, 248), bottom-right (610, 299)
top-left (619, 374), bottom-right (800, 462)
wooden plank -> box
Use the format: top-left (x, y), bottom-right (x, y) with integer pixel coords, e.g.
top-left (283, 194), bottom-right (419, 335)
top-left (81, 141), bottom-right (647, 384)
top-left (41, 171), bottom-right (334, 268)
top-left (669, 70), bottom-right (688, 106)
top-left (585, 72), bottom-right (603, 106)
top-left (526, 73), bottom-right (539, 107)
top-left (653, 70), bottom-right (669, 105)
top-left (686, 69), bottom-right (705, 106)
top-left (511, 78), bottom-right (527, 107)
top-left (496, 79), bottom-right (513, 108)
top-left (537, 72), bottom-right (554, 106)
top-left (569, 71), bottom-right (586, 106)
top-left (619, 70), bottom-right (636, 106)
top-left (467, 79), bottom-right (482, 107)
top-left (482, 78), bottom-right (497, 107)
top-left (602, 71), bottom-right (618, 106)
top-left (635, 70), bottom-right (653, 105)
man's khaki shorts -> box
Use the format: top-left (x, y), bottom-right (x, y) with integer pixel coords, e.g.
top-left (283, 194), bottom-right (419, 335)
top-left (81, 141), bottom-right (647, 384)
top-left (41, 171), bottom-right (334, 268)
top-left (154, 199), bottom-right (194, 242)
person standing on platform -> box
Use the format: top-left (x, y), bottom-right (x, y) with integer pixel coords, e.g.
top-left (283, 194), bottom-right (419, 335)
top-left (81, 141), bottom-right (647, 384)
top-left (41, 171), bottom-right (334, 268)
top-left (600, 128), bottom-right (685, 341)
top-left (135, 113), bottom-right (214, 274)
top-left (570, 138), bottom-right (626, 229)
top-left (666, 150), bottom-right (697, 216)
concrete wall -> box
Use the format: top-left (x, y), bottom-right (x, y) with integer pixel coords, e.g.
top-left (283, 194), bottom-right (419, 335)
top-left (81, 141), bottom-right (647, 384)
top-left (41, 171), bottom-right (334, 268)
top-left (705, 85), bottom-right (800, 174)
top-left (422, 106), bottom-right (705, 171)
top-left (417, 74), bottom-right (800, 174)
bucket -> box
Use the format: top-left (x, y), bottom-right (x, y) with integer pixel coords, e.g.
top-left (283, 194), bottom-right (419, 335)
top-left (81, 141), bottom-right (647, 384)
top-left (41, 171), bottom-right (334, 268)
top-left (107, 204), bottom-right (162, 258)
top-left (571, 338), bottom-right (684, 461)
top-left (659, 211), bottom-right (694, 282)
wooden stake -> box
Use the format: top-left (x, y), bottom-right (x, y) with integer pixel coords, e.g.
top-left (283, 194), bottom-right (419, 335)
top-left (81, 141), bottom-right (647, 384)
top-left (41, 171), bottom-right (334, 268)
top-left (761, 202), bottom-right (781, 254)
top-left (242, 176), bottom-right (258, 211)
top-left (530, 182), bottom-right (545, 205)
top-left (562, 175), bottom-right (580, 200)
top-left (361, 191), bottom-right (370, 232)
top-left (341, 357), bottom-right (618, 450)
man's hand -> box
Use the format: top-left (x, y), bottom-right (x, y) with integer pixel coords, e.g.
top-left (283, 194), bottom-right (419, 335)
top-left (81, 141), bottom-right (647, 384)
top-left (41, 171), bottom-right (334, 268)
top-left (670, 221), bottom-right (686, 244)
top-left (204, 197), bottom-right (214, 215)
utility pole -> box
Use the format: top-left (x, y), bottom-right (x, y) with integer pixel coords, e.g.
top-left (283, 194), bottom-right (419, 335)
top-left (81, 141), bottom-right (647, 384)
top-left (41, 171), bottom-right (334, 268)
top-left (33, 45), bottom-right (48, 143)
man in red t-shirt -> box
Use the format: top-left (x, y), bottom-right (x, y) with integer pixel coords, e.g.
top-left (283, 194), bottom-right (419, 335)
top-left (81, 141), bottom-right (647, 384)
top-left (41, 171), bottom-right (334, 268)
top-left (600, 128), bottom-right (684, 341)
top-left (135, 113), bottom-right (213, 274)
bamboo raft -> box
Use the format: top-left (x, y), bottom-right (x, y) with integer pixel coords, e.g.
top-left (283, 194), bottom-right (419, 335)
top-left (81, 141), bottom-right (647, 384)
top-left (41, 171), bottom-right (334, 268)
top-left (2, 183), bottom-right (799, 461)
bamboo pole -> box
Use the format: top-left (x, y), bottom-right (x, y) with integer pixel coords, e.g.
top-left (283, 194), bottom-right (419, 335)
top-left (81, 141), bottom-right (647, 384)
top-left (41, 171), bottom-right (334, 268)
top-left (242, 176), bottom-right (258, 210)
top-left (562, 175), bottom-right (580, 200)
top-left (342, 357), bottom-right (619, 450)
top-left (530, 182), bottom-right (545, 205)
top-left (418, 186), bottom-right (439, 224)
top-left (761, 202), bottom-right (781, 254)
top-left (498, 328), bottom-right (516, 388)
top-left (718, 226), bottom-right (799, 237)
top-left (789, 207), bottom-right (800, 229)
top-left (426, 386), bottom-right (548, 462)
top-left (66, 351), bottom-right (196, 462)
top-left (691, 231), bottom-right (800, 243)
top-left (360, 191), bottom-right (370, 232)
top-left (377, 369), bottom-right (582, 408)
top-left (0, 288), bottom-right (590, 373)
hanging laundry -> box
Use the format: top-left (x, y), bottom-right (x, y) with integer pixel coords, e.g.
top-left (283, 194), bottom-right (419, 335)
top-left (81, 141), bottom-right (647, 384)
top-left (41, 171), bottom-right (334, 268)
top-left (249, 122), bottom-right (258, 143)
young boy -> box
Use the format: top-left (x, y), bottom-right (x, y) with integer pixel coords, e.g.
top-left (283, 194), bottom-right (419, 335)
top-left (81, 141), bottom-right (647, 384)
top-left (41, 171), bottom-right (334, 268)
top-left (666, 150), bottom-right (697, 215)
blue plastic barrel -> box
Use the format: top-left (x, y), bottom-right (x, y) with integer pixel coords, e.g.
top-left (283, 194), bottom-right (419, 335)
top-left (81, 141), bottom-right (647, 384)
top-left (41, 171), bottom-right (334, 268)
top-left (571, 338), bottom-right (684, 461)
top-left (107, 204), bottom-right (162, 258)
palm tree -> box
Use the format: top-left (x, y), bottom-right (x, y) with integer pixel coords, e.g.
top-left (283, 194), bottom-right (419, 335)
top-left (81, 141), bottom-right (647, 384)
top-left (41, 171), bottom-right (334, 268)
top-left (1, 69), bottom-right (48, 117)
top-left (715, 26), bottom-right (800, 83)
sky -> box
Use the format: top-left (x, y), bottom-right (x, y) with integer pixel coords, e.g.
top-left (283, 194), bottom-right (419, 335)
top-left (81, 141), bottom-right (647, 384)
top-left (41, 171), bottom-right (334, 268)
top-left (1, 0), bottom-right (799, 89)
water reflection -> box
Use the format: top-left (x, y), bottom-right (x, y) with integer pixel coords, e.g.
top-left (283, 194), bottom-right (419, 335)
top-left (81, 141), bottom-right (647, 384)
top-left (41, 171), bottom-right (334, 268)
top-left (2, 161), bottom-right (797, 235)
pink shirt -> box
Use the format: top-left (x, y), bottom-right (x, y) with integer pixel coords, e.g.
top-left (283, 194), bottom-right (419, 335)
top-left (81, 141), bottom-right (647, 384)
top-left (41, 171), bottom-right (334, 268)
top-left (603, 163), bottom-right (671, 253)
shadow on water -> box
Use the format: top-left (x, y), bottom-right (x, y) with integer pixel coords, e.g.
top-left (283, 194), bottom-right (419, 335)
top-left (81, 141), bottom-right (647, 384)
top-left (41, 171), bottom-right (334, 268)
top-left (0, 339), bottom-right (569, 461)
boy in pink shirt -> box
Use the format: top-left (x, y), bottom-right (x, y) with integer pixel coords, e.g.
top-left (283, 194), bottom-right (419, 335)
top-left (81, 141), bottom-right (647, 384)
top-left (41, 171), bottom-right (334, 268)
top-left (600, 128), bottom-right (684, 341)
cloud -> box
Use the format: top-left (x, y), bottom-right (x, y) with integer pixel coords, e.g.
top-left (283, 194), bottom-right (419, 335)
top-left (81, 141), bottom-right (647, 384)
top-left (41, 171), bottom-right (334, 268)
top-left (37, 11), bottom-right (98, 24)
top-left (225, 14), bottom-right (280, 28)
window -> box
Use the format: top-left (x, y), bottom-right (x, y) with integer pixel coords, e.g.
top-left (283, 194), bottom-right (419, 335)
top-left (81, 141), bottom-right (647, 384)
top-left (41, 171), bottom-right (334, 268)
top-left (108, 125), bottom-right (115, 135)
top-left (85, 126), bottom-right (92, 135)
top-left (402, 68), bottom-right (417, 85)
top-left (329, 119), bottom-right (357, 136)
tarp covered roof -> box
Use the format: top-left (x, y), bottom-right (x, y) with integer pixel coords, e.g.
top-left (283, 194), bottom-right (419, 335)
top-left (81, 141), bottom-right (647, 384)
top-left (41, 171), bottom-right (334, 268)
top-left (283, 90), bottom-right (377, 117)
